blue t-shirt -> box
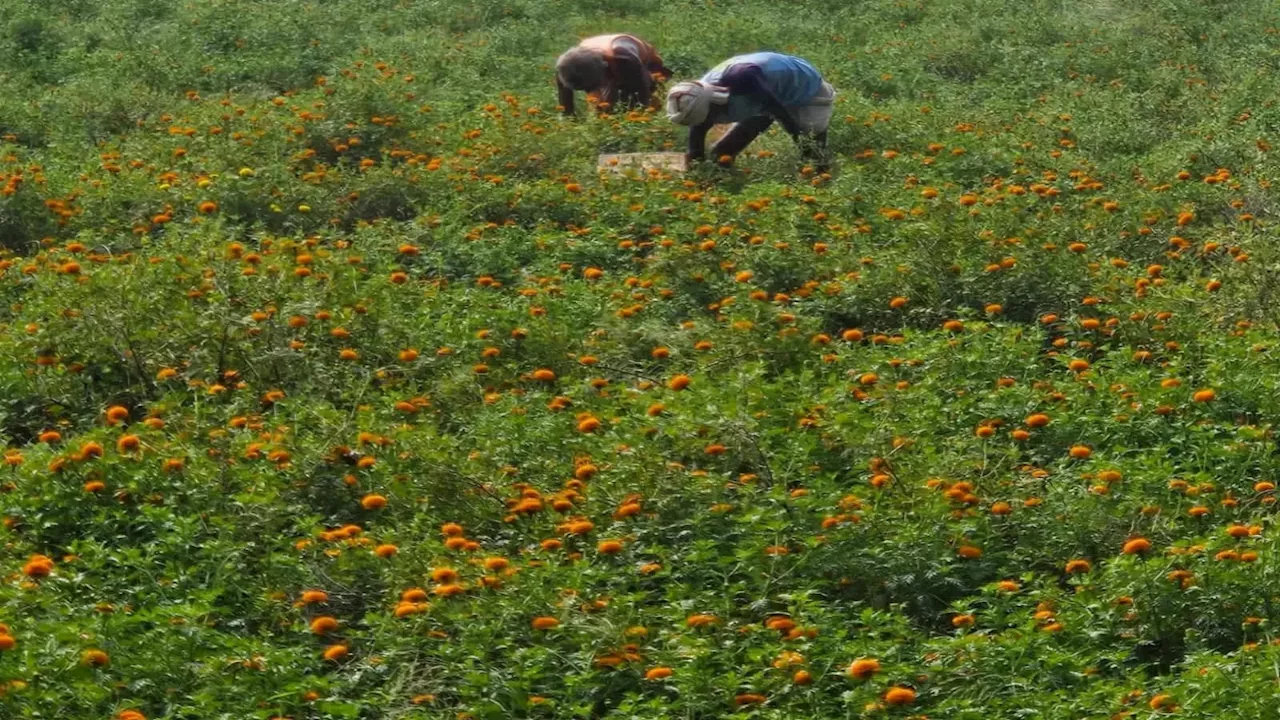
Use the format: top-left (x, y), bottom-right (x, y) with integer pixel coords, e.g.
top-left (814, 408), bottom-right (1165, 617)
top-left (701, 52), bottom-right (824, 122)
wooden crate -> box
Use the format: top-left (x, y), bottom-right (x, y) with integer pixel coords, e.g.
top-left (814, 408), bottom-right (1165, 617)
top-left (597, 124), bottom-right (734, 174)
top-left (598, 152), bottom-right (688, 174)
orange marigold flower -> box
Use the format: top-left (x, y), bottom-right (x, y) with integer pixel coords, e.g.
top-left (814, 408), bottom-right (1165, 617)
top-left (402, 588), bottom-right (429, 603)
top-left (883, 686), bottom-right (916, 705)
top-left (847, 657), bottom-right (881, 679)
top-left (394, 602), bottom-right (424, 617)
top-left (22, 555), bottom-right (53, 578)
top-left (81, 648), bottom-right (110, 667)
top-left (310, 616), bottom-right (339, 635)
top-left (322, 644), bottom-right (349, 662)
top-left (765, 617), bottom-right (796, 633)
top-left (1065, 559), bottom-right (1092, 574)
top-left (1097, 469), bottom-right (1122, 483)
top-left (433, 583), bottom-right (465, 597)
top-left (1122, 537), bottom-right (1151, 555)
top-left (531, 616), bottom-right (560, 630)
top-left (430, 567), bottom-right (459, 583)
top-left (645, 666), bottom-right (673, 680)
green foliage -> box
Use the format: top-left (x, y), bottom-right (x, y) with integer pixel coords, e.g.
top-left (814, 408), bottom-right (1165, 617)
top-left (0, 0), bottom-right (1279, 718)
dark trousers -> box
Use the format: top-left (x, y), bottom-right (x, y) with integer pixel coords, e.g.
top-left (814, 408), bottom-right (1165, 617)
top-left (710, 116), bottom-right (829, 169)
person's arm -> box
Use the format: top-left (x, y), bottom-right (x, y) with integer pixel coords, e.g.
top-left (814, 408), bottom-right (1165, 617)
top-left (711, 115), bottom-right (775, 160)
top-left (611, 52), bottom-right (653, 109)
top-left (556, 76), bottom-right (576, 117)
top-left (719, 65), bottom-right (801, 137)
top-left (648, 53), bottom-right (673, 80)
top-left (687, 121), bottom-right (712, 162)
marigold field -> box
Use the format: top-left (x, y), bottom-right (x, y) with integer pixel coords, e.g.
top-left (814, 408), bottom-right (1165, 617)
top-left (3, 0), bottom-right (1280, 718)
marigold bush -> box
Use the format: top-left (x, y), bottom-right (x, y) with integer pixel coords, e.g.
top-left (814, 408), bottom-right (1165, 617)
top-left (0, 0), bottom-right (1279, 718)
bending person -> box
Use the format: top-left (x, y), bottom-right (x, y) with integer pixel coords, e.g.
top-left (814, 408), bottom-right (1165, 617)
top-left (666, 52), bottom-right (834, 168)
top-left (556, 34), bottom-right (672, 116)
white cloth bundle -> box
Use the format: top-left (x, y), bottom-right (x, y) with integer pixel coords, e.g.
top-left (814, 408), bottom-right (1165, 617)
top-left (665, 81), bottom-right (729, 126)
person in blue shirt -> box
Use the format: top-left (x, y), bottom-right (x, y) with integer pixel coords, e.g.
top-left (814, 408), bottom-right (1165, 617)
top-left (666, 52), bottom-right (835, 168)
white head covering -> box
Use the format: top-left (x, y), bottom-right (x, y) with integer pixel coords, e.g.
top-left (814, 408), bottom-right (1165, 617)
top-left (666, 81), bottom-right (729, 126)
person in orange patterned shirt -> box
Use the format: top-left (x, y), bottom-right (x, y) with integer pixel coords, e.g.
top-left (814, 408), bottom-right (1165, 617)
top-left (556, 34), bottom-right (672, 116)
